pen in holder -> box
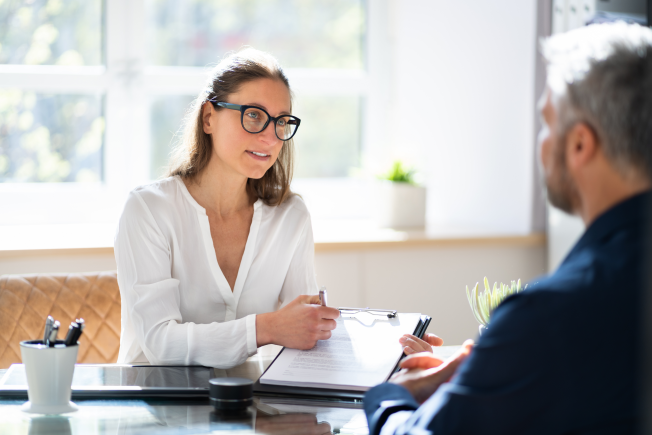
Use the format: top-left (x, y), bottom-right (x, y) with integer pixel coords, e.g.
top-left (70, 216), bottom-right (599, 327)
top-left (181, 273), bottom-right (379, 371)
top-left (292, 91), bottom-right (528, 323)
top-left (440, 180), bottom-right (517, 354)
top-left (20, 339), bottom-right (79, 414)
top-left (20, 315), bottom-right (85, 414)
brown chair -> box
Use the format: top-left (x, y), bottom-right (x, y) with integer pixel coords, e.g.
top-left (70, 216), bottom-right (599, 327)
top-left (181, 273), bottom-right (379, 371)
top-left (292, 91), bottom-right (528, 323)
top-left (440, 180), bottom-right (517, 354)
top-left (0, 271), bottom-right (121, 368)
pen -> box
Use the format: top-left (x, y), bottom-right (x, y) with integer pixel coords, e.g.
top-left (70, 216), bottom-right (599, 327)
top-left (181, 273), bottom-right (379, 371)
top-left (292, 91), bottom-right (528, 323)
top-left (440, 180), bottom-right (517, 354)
top-left (319, 287), bottom-right (328, 307)
top-left (71, 318), bottom-right (85, 345)
top-left (64, 322), bottom-right (79, 346)
top-left (42, 315), bottom-right (54, 345)
top-left (48, 320), bottom-right (60, 347)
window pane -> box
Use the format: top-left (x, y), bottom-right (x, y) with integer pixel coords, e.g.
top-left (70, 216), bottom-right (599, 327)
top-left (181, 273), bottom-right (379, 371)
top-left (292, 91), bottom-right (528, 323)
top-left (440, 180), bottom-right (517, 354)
top-left (150, 95), bottom-right (195, 180)
top-left (0, 91), bottom-right (104, 182)
top-left (0, 0), bottom-right (102, 65)
top-left (293, 95), bottom-right (361, 178)
top-left (146, 0), bottom-right (365, 69)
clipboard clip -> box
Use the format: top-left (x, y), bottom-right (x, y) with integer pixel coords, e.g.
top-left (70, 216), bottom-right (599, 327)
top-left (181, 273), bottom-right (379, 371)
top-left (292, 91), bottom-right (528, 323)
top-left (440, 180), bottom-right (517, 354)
top-left (338, 307), bottom-right (398, 319)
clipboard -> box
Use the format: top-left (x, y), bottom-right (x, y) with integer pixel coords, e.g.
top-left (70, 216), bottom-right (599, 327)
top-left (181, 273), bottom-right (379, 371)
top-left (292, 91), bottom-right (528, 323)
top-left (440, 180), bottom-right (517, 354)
top-left (253, 312), bottom-right (432, 402)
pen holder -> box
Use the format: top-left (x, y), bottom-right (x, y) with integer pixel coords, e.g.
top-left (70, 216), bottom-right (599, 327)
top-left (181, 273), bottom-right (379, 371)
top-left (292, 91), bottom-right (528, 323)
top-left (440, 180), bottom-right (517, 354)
top-left (20, 340), bottom-right (79, 414)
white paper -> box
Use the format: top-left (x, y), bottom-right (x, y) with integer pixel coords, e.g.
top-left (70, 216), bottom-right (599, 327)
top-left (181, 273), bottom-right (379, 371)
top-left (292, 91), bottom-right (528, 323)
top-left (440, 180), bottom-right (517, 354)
top-left (260, 313), bottom-right (422, 391)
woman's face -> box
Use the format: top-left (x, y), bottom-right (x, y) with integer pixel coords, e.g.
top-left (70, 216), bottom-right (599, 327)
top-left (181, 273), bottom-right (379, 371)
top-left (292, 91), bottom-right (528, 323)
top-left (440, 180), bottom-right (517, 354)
top-left (203, 78), bottom-right (291, 180)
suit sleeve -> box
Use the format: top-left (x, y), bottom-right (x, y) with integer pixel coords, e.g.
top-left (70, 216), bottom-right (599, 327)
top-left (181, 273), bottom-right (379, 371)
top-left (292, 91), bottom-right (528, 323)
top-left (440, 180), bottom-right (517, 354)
top-left (364, 291), bottom-right (557, 435)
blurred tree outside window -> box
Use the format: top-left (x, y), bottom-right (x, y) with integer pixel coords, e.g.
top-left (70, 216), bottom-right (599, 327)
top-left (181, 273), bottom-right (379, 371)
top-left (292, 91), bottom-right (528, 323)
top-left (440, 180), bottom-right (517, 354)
top-left (1, 0), bottom-right (367, 184)
top-left (0, 0), bottom-right (104, 184)
top-left (146, 0), bottom-right (364, 69)
top-left (0, 91), bottom-right (104, 182)
top-left (147, 0), bottom-right (365, 179)
top-left (0, 0), bottom-right (102, 65)
top-left (293, 95), bottom-right (361, 178)
top-left (150, 95), bottom-right (194, 179)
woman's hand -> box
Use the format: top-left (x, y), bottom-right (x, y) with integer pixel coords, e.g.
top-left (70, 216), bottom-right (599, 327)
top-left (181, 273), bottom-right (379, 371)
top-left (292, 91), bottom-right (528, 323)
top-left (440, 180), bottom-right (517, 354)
top-left (256, 294), bottom-right (340, 349)
top-left (399, 333), bottom-right (444, 355)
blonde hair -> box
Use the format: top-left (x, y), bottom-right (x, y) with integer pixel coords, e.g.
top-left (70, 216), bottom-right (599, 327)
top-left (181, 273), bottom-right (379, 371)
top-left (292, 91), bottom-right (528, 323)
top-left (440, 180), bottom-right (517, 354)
top-left (168, 48), bottom-right (294, 206)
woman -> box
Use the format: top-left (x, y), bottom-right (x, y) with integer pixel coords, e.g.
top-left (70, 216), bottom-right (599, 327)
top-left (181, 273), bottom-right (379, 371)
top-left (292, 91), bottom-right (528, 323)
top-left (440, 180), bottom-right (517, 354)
top-left (114, 48), bottom-right (340, 368)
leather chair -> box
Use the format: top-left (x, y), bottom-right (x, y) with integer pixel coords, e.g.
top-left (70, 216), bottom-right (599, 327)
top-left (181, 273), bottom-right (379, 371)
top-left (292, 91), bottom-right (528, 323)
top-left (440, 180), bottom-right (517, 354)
top-left (0, 271), bottom-right (120, 368)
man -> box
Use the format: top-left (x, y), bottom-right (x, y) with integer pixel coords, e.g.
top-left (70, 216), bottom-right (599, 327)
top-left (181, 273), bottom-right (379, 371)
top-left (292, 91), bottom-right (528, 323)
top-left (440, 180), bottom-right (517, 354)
top-left (365, 22), bottom-right (652, 435)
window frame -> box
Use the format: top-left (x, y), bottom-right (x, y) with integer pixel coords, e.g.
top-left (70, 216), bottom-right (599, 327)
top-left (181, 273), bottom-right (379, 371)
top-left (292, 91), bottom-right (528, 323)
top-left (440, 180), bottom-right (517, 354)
top-left (0, 0), bottom-right (392, 228)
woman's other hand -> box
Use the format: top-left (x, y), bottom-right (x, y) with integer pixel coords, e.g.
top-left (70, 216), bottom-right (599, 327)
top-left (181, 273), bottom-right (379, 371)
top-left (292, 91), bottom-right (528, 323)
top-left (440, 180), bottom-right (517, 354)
top-left (399, 333), bottom-right (444, 355)
top-left (256, 294), bottom-right (340, 349)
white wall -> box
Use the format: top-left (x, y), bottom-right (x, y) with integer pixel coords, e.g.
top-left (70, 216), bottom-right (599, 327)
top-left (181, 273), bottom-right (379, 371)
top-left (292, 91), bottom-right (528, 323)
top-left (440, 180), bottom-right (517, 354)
top-left (392, 0), bottom-right (539, 233)
top-left (317, 244), bottom-right (546, 345)
top-left (0, 249), bottom-right (117, 276)
top-left (1, 242), bottom-right (546, 345)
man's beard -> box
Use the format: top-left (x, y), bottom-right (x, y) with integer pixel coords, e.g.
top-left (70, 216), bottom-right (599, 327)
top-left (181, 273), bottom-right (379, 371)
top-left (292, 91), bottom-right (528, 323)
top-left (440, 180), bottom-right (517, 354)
top-left (544, 134), bottom-right (579, 215)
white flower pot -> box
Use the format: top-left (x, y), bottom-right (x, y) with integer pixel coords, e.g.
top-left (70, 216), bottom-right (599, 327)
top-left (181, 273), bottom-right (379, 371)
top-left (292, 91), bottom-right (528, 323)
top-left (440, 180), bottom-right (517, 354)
top-left (376, 181), bottom-right (426, 228)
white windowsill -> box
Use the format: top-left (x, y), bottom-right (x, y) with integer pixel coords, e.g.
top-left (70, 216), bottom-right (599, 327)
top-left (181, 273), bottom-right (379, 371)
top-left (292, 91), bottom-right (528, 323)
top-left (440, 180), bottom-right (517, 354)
top-left (0, 221), bottom-right (546, 255)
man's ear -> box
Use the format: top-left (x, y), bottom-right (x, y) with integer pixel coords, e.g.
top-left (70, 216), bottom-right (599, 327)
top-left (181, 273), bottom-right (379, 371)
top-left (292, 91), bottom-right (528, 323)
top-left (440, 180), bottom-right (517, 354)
top-left (202, 103), bottom-right (213, 134)
top-left (565, 122), bottom-right (598, 171)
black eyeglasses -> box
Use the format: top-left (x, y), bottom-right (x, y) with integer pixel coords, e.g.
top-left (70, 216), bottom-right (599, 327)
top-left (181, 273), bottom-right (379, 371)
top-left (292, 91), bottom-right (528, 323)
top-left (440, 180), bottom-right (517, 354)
top-left (209, 100), bottom-right (301, 141)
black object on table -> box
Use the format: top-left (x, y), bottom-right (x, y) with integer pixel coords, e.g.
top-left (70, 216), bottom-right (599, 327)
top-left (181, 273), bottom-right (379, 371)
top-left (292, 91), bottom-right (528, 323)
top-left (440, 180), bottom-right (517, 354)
top-left (209, 377), bottom-right (253, 412)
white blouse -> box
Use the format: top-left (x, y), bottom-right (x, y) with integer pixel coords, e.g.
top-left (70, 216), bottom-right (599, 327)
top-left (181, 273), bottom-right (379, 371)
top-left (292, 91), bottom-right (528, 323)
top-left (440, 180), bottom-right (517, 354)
top-left (114, 176), bottom-right (318, 368)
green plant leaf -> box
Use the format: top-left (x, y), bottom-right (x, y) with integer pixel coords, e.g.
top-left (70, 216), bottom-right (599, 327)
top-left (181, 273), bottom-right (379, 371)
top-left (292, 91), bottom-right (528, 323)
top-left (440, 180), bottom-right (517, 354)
top-left (379, 160), bottom-right (417, 184)
top-left (465, 277), bottom-right (526, 327)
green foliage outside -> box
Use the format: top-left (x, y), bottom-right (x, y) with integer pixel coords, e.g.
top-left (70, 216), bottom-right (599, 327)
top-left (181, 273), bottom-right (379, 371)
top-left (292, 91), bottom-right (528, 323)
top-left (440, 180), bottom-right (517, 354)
top-left (0, 0), bottom-right (366, 182)
top-left (146, 0), bottom-right (365, 69)
top-left (0, 0), bottom-right (101, 65)
top-left (0, 0), bottom-right (103, 182)
top-left (0, 90), bottom-right (104, 182)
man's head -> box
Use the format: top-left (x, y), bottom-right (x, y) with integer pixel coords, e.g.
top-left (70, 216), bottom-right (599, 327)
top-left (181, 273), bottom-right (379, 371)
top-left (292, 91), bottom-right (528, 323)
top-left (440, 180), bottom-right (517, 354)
top-left (539, 23), bottom-right (652, 218)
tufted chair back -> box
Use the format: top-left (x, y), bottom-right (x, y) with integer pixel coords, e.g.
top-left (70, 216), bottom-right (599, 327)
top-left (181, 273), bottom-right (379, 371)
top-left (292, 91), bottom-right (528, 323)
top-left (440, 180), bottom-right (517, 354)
top-left (0, 271), bottom-right (120, 368)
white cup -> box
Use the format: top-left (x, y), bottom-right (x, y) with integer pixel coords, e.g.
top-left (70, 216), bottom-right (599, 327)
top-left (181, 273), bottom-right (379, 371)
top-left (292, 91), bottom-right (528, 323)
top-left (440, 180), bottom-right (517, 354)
top-left (20, 340), bottom-right (79, 414)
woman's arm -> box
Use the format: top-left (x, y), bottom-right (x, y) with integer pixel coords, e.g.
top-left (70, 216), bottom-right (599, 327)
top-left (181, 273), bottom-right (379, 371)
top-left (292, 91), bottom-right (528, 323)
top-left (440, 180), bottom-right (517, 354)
top-left (115, 190), bottom-right (256, 368)
top-left (278, 212), bottom-right (319, 306)
top-left (256, 205), bottom-right (339, 349)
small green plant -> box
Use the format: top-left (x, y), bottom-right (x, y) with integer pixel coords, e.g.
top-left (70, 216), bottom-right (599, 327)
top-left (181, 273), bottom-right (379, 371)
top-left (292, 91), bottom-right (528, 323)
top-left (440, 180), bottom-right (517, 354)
top-left (379, 161), bottom-right (416, 184)
top-left (466, 277), bottom-right (527, 326)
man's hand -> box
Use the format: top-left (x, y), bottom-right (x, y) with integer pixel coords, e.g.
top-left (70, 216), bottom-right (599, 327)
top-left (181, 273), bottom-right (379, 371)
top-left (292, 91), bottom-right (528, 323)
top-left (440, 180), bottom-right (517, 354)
top-left (256, 295), bottom-right (340, 349)
top-left (390, 340), bottom-right (474, 403)
top-left (399, 333), bottom-right (444, 355)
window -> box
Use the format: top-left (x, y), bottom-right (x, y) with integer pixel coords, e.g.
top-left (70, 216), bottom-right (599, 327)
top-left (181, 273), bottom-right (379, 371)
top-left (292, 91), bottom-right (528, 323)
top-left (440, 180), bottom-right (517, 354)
top-left (145, 0), bottom-right (367, 180)
top-left (0, 0), bottom-right (104, 185)
top-left (0, 0), bottom-right (389, 231)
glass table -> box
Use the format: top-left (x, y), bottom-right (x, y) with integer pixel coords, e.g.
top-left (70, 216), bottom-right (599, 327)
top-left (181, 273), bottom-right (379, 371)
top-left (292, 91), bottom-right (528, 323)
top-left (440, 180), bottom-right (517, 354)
top-left (0, 345), bottom-right (369, 435)
top-left (0, 343), bottom-right (460, 434)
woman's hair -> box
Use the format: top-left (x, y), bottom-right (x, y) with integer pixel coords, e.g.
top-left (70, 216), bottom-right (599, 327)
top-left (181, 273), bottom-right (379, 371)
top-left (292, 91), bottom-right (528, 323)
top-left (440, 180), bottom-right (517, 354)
top-left (167, 48), bottom-right (294, 206)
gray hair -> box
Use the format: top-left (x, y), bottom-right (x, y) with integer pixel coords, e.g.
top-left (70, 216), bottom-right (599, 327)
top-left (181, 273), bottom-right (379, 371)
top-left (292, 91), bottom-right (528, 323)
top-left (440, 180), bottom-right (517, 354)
top-left (541, 22), bottom-right (652, 180)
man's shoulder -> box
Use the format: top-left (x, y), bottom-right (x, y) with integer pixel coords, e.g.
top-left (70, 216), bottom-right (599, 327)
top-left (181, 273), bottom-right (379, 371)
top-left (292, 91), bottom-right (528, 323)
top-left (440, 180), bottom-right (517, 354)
top-left (491, 231), bottom-right (643, 339)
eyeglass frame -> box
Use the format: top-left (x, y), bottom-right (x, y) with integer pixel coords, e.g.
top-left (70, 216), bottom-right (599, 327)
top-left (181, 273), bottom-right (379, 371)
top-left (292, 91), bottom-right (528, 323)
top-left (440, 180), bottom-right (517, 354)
top-left (208, 99), bottom-right (301, 141)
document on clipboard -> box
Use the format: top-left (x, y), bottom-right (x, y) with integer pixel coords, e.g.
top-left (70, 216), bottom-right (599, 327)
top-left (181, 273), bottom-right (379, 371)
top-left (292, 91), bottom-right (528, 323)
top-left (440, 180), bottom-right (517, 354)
top-left (256, 310), bottom-right (431, 397)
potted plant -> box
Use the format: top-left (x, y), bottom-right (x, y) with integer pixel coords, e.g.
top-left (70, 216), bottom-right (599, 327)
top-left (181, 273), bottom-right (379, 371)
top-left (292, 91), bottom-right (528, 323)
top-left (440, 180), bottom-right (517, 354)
top-left (466, 277), bottom-right (527, 335)
top-left (375, 161), bottom-right (426, 228)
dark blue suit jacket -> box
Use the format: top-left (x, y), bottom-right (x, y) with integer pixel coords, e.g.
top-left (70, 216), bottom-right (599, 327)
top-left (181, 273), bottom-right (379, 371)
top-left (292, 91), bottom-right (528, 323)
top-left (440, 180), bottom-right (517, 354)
top-left (364, 192), bottom-right (649, 435)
